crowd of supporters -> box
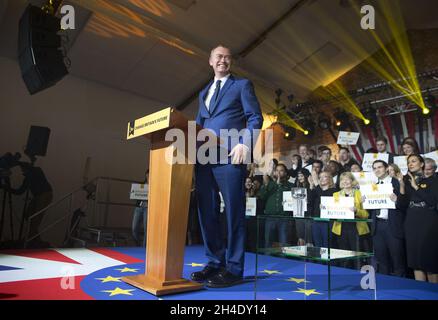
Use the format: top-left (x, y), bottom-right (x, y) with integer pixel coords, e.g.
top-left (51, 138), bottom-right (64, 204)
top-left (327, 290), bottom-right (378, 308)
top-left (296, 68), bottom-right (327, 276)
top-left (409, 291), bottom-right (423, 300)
top-left (244, 137), bottom-right (438, 283)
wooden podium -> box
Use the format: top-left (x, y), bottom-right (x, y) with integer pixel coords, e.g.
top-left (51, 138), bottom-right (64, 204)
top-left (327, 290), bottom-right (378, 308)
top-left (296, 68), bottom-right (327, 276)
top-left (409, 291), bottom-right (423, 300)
top-left (122, 107), bottom-right (204, 296)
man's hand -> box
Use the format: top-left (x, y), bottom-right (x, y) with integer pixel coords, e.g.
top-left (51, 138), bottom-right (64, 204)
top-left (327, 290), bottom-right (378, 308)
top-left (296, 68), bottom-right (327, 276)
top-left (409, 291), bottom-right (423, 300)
top-left (229, 144), bottom-right (249, 164)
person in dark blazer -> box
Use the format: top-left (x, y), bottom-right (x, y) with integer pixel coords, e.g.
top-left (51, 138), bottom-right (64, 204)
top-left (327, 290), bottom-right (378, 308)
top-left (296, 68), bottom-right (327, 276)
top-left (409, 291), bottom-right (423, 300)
top-left (191, 45), bottom-right (263, 288)
top-left (368, 160), bottom-right (407, 277)
top-left (397, 154), bottom-right (438, 283)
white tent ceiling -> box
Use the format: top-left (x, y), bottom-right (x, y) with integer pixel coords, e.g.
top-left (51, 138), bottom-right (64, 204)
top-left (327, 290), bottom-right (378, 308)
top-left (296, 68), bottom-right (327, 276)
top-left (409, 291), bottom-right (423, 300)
top-left (0, 0), bottom-right (437, 112)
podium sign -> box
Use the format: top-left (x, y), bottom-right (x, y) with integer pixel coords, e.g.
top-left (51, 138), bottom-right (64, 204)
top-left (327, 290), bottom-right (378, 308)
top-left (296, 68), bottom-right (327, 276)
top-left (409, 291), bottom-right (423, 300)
top-left (127, 107), bottom-right (171, 140)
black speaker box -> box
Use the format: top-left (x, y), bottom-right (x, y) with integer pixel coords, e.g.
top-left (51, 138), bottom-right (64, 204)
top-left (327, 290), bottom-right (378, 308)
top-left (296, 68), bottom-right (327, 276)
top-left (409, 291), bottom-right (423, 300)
top-left (25, 126), bottom-right (51, 157)
top-left (18, 5), bottom-right (68, 95)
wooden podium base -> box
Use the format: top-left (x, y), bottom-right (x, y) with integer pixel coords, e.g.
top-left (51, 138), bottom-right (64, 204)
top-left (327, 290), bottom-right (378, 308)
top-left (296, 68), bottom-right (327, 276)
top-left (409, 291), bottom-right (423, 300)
top-left (122, 275), bottom-right (204, 296)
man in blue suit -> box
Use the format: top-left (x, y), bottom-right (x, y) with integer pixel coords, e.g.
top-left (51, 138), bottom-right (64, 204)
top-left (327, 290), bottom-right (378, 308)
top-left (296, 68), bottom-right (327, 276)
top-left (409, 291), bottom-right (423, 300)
top-left (191, 45), bottom-right (263, 287)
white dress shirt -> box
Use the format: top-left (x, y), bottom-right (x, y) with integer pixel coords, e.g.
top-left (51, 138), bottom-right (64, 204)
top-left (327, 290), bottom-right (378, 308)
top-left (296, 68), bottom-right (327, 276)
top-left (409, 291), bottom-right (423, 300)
top-left (204, 74), bottom-right (231, 110)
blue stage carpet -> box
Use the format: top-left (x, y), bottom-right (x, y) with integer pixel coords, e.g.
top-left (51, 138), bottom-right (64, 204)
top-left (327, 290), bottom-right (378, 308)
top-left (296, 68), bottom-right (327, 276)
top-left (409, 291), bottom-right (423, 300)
top-left (82, 245), bottom-right (438, 300)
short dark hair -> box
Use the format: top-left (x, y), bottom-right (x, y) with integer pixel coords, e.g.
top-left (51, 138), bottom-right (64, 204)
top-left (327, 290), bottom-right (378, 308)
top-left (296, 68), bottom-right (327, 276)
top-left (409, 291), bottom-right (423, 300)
top-left (376, 136), bottom-right (387, 144)
top-left (312, 159), bottom-right (323, 167)
top-left (276, 163), bottom-right (288, 171)
top-left (372, 160), bottom-right (389, 169)
top-left (407, 154), bottom-right (425, 166)
top-left (319, 146), bottom-right (331, 154)
top-left (339, 147), bottom-right (350, 153)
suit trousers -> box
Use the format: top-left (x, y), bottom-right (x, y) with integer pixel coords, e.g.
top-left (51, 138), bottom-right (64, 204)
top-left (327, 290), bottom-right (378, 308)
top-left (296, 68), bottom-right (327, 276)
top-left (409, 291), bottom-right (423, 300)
top-left (373, 219), bottom-right (407, 276)
top-left (195, 163), bottom-right (247, 277)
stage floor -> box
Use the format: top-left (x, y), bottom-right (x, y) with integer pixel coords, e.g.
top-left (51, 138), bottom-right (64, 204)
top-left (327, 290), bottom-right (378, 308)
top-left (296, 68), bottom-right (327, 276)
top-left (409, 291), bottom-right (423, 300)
top-left (0, 245), bottom-right (437, 300)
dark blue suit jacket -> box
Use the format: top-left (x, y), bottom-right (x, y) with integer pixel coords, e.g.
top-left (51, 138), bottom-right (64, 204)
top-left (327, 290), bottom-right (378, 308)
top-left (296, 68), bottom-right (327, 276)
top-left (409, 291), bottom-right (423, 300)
top-left (195, 75), bottom-right (263, 156)
top-left (370, 178), bottom-right (405, 239)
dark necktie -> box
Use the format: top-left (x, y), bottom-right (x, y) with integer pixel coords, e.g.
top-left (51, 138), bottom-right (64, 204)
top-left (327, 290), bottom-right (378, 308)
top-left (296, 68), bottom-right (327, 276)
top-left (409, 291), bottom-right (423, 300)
top-left (208, 80), bottom-right (221, 110)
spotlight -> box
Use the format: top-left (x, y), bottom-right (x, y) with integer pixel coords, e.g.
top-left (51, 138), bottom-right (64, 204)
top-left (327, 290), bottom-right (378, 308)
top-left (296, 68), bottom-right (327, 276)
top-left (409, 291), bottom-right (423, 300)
top-left (364, 119), bottom-right (371, 125)
top-left (304, 130), bottom-right (309, 136)
top-left (422, 108), bottom-right (430, 115)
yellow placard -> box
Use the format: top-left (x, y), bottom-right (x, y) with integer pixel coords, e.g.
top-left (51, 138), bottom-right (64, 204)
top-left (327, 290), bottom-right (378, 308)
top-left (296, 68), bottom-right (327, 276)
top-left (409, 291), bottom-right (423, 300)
top-left (127, 107), bottom-right (172, 140)
top-left (372, 184), bottom-right (379, 192)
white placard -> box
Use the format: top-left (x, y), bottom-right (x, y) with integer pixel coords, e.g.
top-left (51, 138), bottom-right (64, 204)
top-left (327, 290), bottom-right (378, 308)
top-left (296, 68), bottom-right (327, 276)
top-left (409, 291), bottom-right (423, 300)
top-left (393, 155), bottom-right (408, 175)
top-left (423, 150), bottom-right (438, 172)
top-left (246, 197), bottom-right (257, 216)
top-left (360, 183), bottom-right (396, 209)
top-left (283, 191), bottom-right (294, 212)
top-left (320, 196), bottom-right (355, 219)
top-left (362, 153), bottom-right (389, 172)
top-left (283, 190), bottom-right (307, 217)
top-left (130, 183), bottom-right (148, 200)
top-left (352, 171), bottom-right (377, 186)
top-left (337, 131), bottom-right (360, 145)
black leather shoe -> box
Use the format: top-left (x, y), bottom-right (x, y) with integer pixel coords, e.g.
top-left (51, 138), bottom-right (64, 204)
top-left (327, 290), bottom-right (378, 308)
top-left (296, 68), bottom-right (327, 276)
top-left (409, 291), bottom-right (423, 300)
top-left (205, 270), bottom-right (243, 288)
top-left (190, 266), bottom-right (221, 282)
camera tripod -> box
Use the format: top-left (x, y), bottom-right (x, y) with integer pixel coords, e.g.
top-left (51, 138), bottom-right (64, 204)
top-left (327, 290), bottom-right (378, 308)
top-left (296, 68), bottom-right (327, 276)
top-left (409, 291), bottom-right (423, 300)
top-left (0, 178), bottom-right (15, 242)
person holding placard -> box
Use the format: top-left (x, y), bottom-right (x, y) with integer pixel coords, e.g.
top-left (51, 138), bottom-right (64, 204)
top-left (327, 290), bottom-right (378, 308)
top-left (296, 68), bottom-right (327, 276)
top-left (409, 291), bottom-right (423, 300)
top-left (293, 169), bottom-right (313, 246)
top-left (376, 136), bottom-right (395, 164)
top-left (332, 173), bottom-right (370, 259)
top-left (396, 154), bottom-right (438, 283)
top-left (368, 160), bottom-right (406, 277)
top-left (131, 171), bottom-right (149, 247)
top-left (309, 171), bottom-right (339, 248)
top-left (338, 147), bottom-right (359, 172)
top-left (258, 164), bottom-right (294, 248)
